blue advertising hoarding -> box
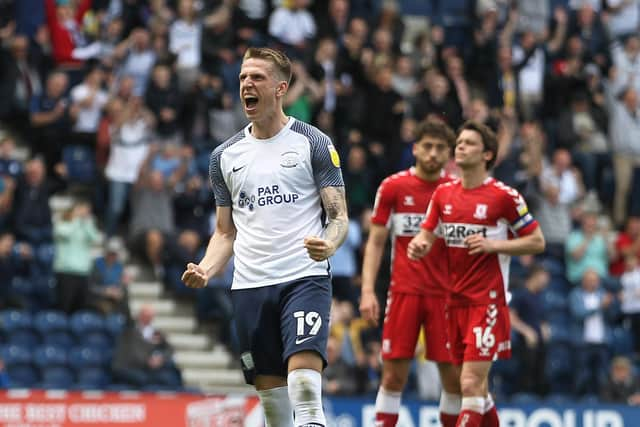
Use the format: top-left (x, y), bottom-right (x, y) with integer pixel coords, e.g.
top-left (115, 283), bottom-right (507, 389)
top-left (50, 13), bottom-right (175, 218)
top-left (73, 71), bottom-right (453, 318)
top-left (323, 397), bottom-right (640, 427)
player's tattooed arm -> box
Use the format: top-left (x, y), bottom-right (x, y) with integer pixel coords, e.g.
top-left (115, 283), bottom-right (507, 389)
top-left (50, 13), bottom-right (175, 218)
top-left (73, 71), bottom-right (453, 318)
top-left (321, 185), bottom-right (349, 248)
top-left (304, 186), bottom-right (349, 261)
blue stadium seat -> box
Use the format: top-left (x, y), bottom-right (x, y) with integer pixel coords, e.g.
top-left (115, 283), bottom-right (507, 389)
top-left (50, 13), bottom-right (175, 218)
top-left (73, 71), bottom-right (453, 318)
top-left (70, 310), bottom-right (110, 348)
top-left (548, 320), bottom-right (572, 343)
top-left (2, 310), bottom-right (39, 347)
top-left (543, 290), bottom-right (568, 313)
top-left (2, 345), bottom-right (38, 388)
top-left (546, 344), bottom-right (574, 394)
top-left (612, 327), bottom-right (634, 356)
top-left (33, 345), bottom-right (68, 368)
top-left (510, 393), bottom-right (540, 404)
top-left (75, 367), bottom-right (110, 389)
top-left (34, 310), bottom-right (69, 334)
top-left (62, 144), bottom-right (96, 184)
top-left (70, 311), bottom-right (105, 335)
top-left (41, 366), bottom-right (75, 389)
top-left (42, 330), bottom-right (75, 348)
top-left (1, 310), bottom-right (33, 332)
top-left (69, 346), bottom-right (105, 368)
top-left (7, 365), bottom-right (39, 388)
top-left (1, 345), bottom-right (32, 365)
top-left (105, 313), bottom-right (127, 339)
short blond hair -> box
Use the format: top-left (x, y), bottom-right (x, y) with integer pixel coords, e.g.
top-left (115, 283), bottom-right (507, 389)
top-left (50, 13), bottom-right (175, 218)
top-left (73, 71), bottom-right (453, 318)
top-left (243, 47), bottom-right (292, 84)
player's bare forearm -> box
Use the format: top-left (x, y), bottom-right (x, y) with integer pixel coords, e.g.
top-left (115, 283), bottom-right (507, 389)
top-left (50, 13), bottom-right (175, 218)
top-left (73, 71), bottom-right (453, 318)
top-left (199, 228), bottom-right (235, 279)
top-left (197, 206), bottom-right (236, 278)
top-left (320, 185), bottom-right (349, 252)
top-left (491, 227), bottom-right (546, 256)
top-left (361, 224), bottom-right (388, 293)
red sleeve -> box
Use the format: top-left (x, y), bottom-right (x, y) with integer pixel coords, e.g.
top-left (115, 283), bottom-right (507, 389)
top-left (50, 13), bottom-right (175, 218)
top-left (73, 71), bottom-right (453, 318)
top-left (421, 186), bottom-right (441, 231)
top-left (75, 0), bottom-right (93, 22)
top-left (370, 178), bottom-right (395, 226)
top-left (46, 0), bottom-right (75, 64)
top-left (499, 187), bottom-right (538, 236)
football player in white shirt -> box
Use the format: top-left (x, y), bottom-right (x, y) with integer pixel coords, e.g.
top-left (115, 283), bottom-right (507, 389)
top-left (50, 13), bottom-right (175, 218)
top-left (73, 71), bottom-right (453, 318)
top-left (182, 47), bottom-right (348, 427)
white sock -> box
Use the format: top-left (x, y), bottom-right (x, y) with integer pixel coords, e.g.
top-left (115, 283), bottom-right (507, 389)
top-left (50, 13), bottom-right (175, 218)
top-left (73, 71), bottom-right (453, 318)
top-left (439, 391), bottom-right (461, 415)
top-left (461, 396), bottom-right (485, 414)
top-left (257, 386), bottom-right (294, 427)
top-left (287, 369), bottom-right (326, 427)
top-left (375, 387), bottom-right (402, 414)
top-left (484, 393), bottom-right (495, 413)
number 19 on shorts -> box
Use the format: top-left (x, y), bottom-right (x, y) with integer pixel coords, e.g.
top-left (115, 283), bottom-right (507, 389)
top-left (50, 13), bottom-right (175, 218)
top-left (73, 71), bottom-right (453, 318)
top-left (294, 311), bottom-right (322, 343)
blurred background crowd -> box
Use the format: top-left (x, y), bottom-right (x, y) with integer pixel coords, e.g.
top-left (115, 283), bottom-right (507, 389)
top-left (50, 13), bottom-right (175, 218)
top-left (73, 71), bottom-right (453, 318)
top-left (0, 0), bottom-right (639, 404)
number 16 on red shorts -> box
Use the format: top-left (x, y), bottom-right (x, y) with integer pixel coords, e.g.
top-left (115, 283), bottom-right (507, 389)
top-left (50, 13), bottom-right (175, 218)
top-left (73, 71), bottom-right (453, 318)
top-left (446, 304), bottom-right (512, 365)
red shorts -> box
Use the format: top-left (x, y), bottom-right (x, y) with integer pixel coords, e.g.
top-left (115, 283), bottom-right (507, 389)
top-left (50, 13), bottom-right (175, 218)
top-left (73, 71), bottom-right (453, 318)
top-left (446, 304), bottom-right (512, 365)
top-left (381, 291), bottom-right (451, 362)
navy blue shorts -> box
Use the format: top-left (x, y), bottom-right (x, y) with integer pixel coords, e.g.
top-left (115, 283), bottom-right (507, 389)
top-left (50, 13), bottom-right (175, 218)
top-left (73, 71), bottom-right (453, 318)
top-left (231, 275), bottom-right (331, 385)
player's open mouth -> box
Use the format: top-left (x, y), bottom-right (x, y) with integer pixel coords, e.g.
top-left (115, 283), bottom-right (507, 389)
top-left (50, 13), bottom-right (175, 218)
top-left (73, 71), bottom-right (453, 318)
top-left (244, 95), bottom-right (259, 111)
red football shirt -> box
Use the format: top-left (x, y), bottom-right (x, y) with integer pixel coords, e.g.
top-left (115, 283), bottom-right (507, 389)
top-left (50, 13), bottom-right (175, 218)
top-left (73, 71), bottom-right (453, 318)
top-left (422, 177), bottom-right (539, 306)
top-left (370, 168), bottom-right (452, 296)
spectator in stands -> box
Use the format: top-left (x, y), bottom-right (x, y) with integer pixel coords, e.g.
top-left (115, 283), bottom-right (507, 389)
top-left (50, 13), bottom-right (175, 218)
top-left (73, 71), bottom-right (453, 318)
top-left (610, 216), bottom-right (640, 276)
top-left (13, 157), bottom-right (61, 275)
top-left (323, 335), bottom-right (359, 396)
top-left (329, 219), bottom-right (361, 306)
top-left (88, 237), bottom-right (129, 316)
top-left (565, 202), bottom-right (612, 285)
top-left (163, 228), bottom-right (201, 297)
top-left (608, 85), bottom-right (640, 227)
top-left (569, 268), bottom-right (617, 396)
top-left (0, 137), bottom-right (20, 231)
top-left (343, 144), bottom-right (375, 218)
top-left (69, 64), bottom-right (108, 148)
top-left (284, 60), bottom-right (323, 123)
top-left (173, 174), bottom-right (214, 241)
top-left (600, 356), bottom-right (640, 405)
top-left (199, 3), bottom-right (235, 80)
top-left (431, 0), bottom-right (474, 52)
top-left (620, 254), bottom-right (640, 356)
top-left (144, 64), bottom-right (182, 144)
top-left (0, 232), bottom-right (27, 309)
top-left (536, 148), bottom-right (584, 260)
top-left (606, 0), bottom-right (640, 41)
top-left (412, 70), bottom-right (462, 130)
top-left (111, 304), bottom-right (182, 389)
top-left (568, 4), bottom-right (609, 69)
top-left (0, 34), bottom-right (42, 141)
top-left (557, 91), bottom-right (609, 192)
top-left (610, 35), bottom-right (640, 94)
top-left (103, 96), bottom-right (154, 237)
top-left (113, 28), bottom-right (156, 97)
top-left (129, 145), bottom-right (189, 278)
top-left (0, 357), bottom-right (9, 389)
top-left (315, 0), bottom-right (350, 42)
top-left (44, 0), bottom-right (101, 67)
top-left (195, 257), bottom-right (235, 350)
top-left (333, 17), bottom-right (369, 132)
top-left (53, 199), bottom-right (100, 314)
top-left (169, 0), bottom-right (202, 93)
top-left (0, 136), bottom-right (23, 181)
top-left (268, 0), bottom-right (317, 59)
top-left (30, 71), bottom-right (74, 175)
top-left (509, 264), bottom-right (551, 395)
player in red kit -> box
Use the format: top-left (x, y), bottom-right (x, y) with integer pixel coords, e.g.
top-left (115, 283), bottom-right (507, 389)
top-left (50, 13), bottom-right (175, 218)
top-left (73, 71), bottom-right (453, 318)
top-left (359, 120), bottom-right (460, 427)
top-left (408, 121), bottom-right (545, 427)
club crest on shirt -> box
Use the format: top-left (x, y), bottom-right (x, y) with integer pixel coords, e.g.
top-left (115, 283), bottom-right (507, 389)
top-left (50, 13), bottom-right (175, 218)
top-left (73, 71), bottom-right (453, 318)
top-left (403, 195), bottom-right (415, 206)
top-left (280, 151), bottom-right (299, 168)
top-left (473, 204), bottom-right (488, 220)
top-left (443, 204), bottom-right (452, 215)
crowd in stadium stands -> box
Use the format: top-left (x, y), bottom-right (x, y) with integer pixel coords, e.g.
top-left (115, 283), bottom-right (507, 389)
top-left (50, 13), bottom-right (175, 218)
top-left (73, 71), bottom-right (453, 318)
top-left (0, 0), bottom-right (639, 403)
